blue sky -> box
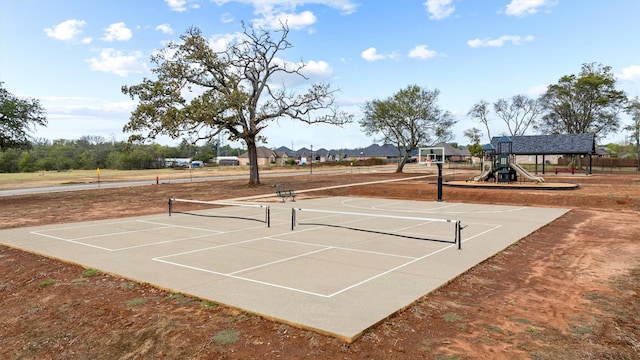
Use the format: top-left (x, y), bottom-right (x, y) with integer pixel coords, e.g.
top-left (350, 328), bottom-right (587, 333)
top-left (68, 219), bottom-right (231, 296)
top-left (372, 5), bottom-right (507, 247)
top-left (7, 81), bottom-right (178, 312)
top-left (1, 0), bottom-right (639, 150)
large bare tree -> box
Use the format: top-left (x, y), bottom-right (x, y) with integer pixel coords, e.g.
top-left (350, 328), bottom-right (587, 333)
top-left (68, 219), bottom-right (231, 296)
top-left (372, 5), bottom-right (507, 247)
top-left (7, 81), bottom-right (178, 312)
top-left (122, 23), bottom-right (352, 185)
top-left (467, 100), bottom-right (491, 141)
top-left (493, 94), bottom-right (542, 136)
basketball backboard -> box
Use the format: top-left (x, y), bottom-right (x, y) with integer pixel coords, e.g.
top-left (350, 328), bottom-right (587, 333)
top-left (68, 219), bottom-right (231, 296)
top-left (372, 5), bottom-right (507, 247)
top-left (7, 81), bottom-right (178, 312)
top-left (418, 147), bottom-right (445, 164)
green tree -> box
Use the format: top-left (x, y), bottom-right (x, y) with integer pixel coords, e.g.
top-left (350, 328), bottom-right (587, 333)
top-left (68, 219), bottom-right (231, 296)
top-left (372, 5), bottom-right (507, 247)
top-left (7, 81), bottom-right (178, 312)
top-left (46, 139), bottom-right (75, 171)
top-left (122, 23), bottom-right (351, 185)
top-left (624, 96), bottom-right (640, 169)
top-left (360, 85), bottom-right (455, 173)
top-left (0, 82), bottom-right (47, 151)
top-left (18, 152), bottom-right (37, 172)
top-left (464, 127), bottom-right (483, 159)
top-left (0, 150), bottom-right (20, 172)
top-left (538, 63), bottom-right (627, 138)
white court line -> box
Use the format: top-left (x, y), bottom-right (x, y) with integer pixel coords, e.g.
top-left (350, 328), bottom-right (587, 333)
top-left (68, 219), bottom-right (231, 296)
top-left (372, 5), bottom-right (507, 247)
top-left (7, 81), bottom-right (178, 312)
top-left (228, 247), bottom-right (333, 275)
top-left (460, 224), bottom-right (502, 242)
top-left (264, 236), bottom-right (419, 260)
top-left (151, 222), bottom-right (487, 298)
top-left (31, 229), bottom-right (224, 252)
top-left (326, 242), bottom-right (458, 298)
top-left (341, 198), bottom-right (462, 214)
top-left (113, 233), bottom-right (224, 251)
top-left (30, 218), bottom-right (151, 232)
top-left (43, 226), bottom-right (174, 242)
top-left (340, 198), bottom-right (528, 215)
top-left (30, 231), bottom-right (115, 251)
top-left (152, 257), bottom-right (334, 297)
top-left (154, 237), bottom-right (267, 259)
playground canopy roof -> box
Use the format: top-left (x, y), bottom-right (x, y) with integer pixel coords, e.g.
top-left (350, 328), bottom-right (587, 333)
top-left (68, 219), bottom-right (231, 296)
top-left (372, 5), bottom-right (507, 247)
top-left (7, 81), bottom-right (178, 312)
top-left (489, 134), bottom-right (596, 156)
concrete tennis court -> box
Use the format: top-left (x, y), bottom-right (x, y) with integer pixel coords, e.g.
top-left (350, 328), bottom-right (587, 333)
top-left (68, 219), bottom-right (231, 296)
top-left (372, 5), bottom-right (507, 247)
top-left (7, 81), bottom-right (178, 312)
top-left (0, 196), bottom-right (568, 342)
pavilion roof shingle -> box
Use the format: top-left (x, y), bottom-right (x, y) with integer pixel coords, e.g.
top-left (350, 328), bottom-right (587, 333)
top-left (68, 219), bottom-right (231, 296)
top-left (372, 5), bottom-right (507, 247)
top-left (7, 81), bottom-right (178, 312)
top-left (489, 134), bottom-right (596, 155)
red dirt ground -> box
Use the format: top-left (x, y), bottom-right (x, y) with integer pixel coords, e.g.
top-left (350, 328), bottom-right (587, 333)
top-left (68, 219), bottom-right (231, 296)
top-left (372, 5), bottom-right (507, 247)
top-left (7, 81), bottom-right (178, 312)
top-left (1, 170), bottom-right (639, 359)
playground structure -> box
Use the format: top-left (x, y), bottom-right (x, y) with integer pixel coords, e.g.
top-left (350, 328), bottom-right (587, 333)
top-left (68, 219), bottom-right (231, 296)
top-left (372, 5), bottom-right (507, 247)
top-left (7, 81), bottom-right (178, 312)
top-left (473, 136), bottom-right (545, 184)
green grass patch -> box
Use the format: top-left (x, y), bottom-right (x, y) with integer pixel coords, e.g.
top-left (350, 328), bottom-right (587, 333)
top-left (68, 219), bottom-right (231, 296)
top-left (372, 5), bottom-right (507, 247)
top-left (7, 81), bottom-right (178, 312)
top-left (512, 317), bottom-right (534, 325)
top-left (126, 297), bottom-right (147, 306)
top-left (442, 312), bottom-right (463, 322)
top-left (230, 313), bottom-right (257, 323)
top-left (211, 329), bottom-right (239, 344)
top-left (168, 293), bottom-right (197, 305)
top-left (82, 268), bottom-right (100, 277)
top-left (201, 301), bottom-right (219, 309)
top-left (435, 354), bottom-right (459, 360)
top-left (486, 325), bottom-right (504, 333)
top-left (119, 281), bottom-right (137, 290)
top-left (38, 279), bottom-right (57, 288)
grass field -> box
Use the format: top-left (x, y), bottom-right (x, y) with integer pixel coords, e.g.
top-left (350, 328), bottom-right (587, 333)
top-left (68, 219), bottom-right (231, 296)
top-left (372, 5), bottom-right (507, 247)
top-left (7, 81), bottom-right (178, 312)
top-left (0, 167), bottom-right (255, 190)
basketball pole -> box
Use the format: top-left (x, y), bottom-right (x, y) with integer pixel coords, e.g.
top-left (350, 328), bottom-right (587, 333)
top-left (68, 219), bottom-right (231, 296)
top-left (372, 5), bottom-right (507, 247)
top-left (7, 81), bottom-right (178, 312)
top-left (437, 163), bottom-right (443, 202)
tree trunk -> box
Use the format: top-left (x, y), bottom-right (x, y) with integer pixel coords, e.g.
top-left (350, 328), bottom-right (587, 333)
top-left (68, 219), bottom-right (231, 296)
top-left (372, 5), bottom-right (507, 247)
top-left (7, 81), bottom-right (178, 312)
top-left (246, 139), bottom-right (260, 185)
top-left (395, 152), bottom-right (410, 173)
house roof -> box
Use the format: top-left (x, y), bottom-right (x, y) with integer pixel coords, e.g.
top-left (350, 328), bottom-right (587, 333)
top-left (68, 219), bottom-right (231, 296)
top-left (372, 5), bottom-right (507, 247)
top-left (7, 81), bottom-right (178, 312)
top-left (238, 146), bottom-right (277, 158)
top-left (433, 142), bottom-right (471, 157)
top-left (489, 134), bottom-right (596, 155)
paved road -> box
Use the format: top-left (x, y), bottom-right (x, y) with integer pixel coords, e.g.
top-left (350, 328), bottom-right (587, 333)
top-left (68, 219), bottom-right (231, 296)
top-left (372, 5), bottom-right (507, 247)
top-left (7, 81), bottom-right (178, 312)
top-left (0, 167), bottom-right (395, 196)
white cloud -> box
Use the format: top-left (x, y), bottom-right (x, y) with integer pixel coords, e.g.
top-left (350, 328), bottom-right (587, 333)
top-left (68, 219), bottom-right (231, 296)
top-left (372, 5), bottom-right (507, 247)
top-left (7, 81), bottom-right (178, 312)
top-left (43, 96), bottom-right (134, 114)
top-left (102, 22), bottom-right (133, 42)
top-left (467, 35), bottom-right (534, 48)
top-left (504, 0), bottom-right (553, 17)
top-left (299, 60), bottom-right (332, 78)
top-left (408, 45), bottom-right (437, 59)
top-left (88, 48), bottom-right (148, 77)
top-left (254, 10), bottom-right (317, 30)
top-left (156, 24), bottom-right (173, 35)
top-left (424, 0), bottom-right (455, 20)
top-left (208, 33), bottom-right (239, 52)
top-left (527, 84), bottom-right (548, 96)
top-left (221, 12), bottom-right (234, 23)
top-left (164, 0), bottom-right (200, 12)
top-left (266, 58), bottom-right (333, 88)
top-left (213, 0), bottom-right (358, 15)
top-left (44, 19), bottom-right (87, 42)
top-left (617, 64), bottom-right (640, 82)
top-left (361, 47), bottom-right (399, 62)
top-left (211, 1), bottom-right (356, 30)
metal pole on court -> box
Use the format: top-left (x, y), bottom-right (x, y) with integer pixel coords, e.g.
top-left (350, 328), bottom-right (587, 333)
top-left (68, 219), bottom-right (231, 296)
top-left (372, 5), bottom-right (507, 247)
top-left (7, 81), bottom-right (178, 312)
top-left (266, 207), bottom-right (270, 228)
top-left (437, 163), bottom-right (443, 202)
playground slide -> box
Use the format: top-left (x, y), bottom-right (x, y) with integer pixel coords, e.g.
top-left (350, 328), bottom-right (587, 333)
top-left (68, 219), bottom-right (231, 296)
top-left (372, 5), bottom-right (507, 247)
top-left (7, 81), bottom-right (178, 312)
top-left (473, 162), bottom-right (493, 181)
top-left (510, 163), bottom-right (545, 183)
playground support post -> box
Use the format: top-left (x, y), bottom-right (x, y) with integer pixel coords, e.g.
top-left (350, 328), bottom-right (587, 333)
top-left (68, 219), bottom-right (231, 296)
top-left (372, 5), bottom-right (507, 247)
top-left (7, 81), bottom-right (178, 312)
top-left (437, 163), bottom-right (443, 202)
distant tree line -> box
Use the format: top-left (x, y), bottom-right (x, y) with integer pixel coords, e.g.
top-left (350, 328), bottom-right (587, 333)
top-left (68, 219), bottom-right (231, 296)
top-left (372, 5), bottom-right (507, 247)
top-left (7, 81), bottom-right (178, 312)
top-left (0, 136), bottom-right (244, 173)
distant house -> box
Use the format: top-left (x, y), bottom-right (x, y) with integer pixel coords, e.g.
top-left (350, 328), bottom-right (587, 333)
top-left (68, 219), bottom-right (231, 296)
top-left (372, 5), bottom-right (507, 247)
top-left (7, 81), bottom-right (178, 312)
top-left (408, 143), bottom-right (472, 163)
top-left (238, 142), bottom-right (476, 167)
top-left (238, 146), bottom-right (280, 166)
top-left (433, 142), bottom-right (471, 162)
top-left (336, 144), bottom-right (404, 162)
